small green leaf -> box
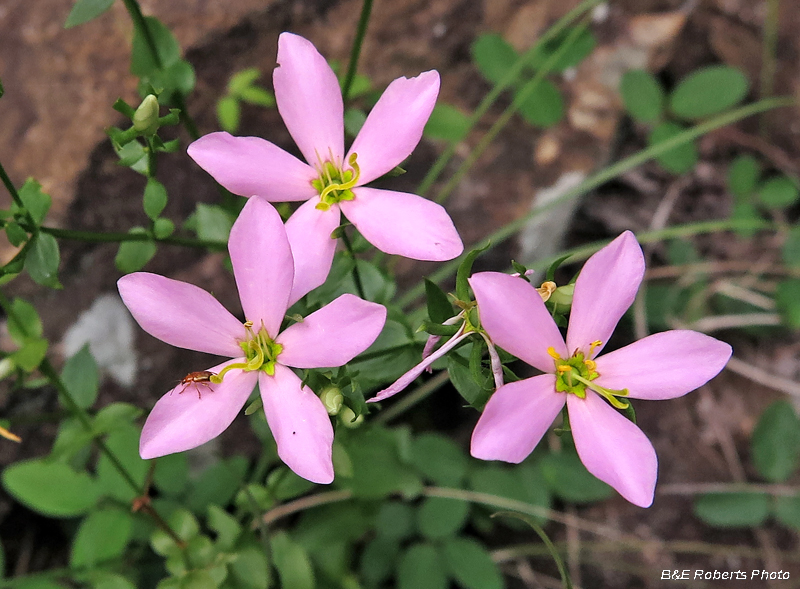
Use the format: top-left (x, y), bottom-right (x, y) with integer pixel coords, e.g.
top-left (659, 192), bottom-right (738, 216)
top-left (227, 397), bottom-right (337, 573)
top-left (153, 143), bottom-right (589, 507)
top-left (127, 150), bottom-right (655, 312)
top-left (648, 121), bottom-right (698, 174)
top-left (515, 78), bottom-right (564, 128)
top-left (397, 543), bottom-right (447, 589)
top-left (344, 108), bottom-right (367, 137)
top-left (25, 232), bottom-right (61, 288)
top-left (115, 141), bottom-right (148, 173)
top-left (186, 456), bottom-right (248, 513)
top-left (115, 229), bottom-right (156, 273)
top-left (669, 65), bottom-right (749, 120)
top-left (206, 505), bottom-right (241, 551)
top-left (424, 278), bottom-right (455, 323)
top-left (774, 494), bottom-right (800, 530)
top-left (409, 433), bottom-right (468, 487)
top-left (442, 537), bottom-right (503, 589)
top-left (3, 459), bottom-right (100, 517)
top-left (239, 86), bottom-right (275, 107)
top-left (424, 103), bottom-right (470, 142)
top-left (540, 451), bottom-right (613, 503)
top-left (757, 176), bottom-right (800, 209)
top-left (17, 179), bottom-right (52, 225)
top-left (694, 492), bottom-right (769, 528)
top-left (417, 496), bottom-right (469, 539)
top-left (153, 452), bottom-right (189, 496)
top-left (227, 68), bottom-right (261, 95)
top-left (153, 217), bottom-right (175, 239)
top-left (727, 155), bottom-right (760, 201)
top-left (143, 177), bottom-right (168, 220)
top-left (447, 355), bottom-right (489, 408)
top-left (61, 345), bottom-right (99, 410)
top-left (7, 298), bottom-right (43, 345)
top-left (776, 279), bottom-right (800, 328)
top-left (64, 0), bottom-right (114, 28)
top-left (70, 508), bottom-right (133, 567)
top-left (11, 337), bottom-right (48, 372)
top-left (361, 537), bottom-right (400, 586)
top-left (455, 242), bottom-right (490, 302)
top-left (229, 544), bottom-right (270, 589)
top-left (195, 204), bottom-right (234, 242)
top-left (752, 400), bottom-right (800, 482)
top-left (472, 33), bottom-right (519, 85)
top-left (531, 27), bottom-right (596, 72)
top-left (93, 403), bottom-right (143, 435)
top-left (620, 69), bottom-right (664, 123)
top-left (131, 17), bottom-right (181, 77)
top-left (782, 225), bottom-right (800, 268)
top-left (271, 532), bottom-right (314, 589)
top-left (375, 501), bottom-right (416, 541)
top-left (217, 96), bottom-right (241, 133)
top-left (5, 222), bottom-right (27, 247)
top-left (96, 425), bottom-right (148, 502)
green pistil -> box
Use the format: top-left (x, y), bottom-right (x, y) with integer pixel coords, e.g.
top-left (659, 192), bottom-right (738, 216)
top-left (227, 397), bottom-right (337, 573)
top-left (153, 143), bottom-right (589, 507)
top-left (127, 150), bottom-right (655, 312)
top-left (313, 153), bottom-right (360, 211)
top-left (550, 347), bottom-right (630, 408)
top-left (210, 323), bottom-right (283, 383)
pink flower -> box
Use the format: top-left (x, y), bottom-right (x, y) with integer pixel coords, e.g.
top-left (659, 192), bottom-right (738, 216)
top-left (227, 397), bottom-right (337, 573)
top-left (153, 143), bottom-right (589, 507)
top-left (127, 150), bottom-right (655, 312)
top-left (117, 197), bottom-right (386, 484)
top-left (469, 231), bottom-right (731, 507)
top-left (188, 32), bottom-right (463, 299)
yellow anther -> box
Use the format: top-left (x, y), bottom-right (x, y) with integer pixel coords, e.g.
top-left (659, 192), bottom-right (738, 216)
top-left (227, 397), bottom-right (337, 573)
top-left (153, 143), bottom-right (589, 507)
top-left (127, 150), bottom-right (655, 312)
top-left (536, 281), bottom-right (557, 302)
top-left (556, 365), bottom-right (572, 374)
top-left (547, 346), bottom-right (561, 360)
top-left (584, 359), bottom-right (597, 371)
top-left (588, 340), bottom-right (603, 358)
top-left (0, 425), bottom-right (21, 443)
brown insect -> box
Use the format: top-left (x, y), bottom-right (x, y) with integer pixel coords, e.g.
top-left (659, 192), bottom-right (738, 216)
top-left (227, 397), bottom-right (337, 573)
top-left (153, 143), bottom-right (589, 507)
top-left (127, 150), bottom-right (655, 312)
top-left (176, 371), bottom-right (216, 399)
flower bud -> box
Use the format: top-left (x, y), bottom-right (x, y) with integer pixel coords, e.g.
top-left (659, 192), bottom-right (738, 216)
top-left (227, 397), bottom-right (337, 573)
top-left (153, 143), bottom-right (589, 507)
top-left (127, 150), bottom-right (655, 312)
top-left (549, 283), bottom-right (575, 309)
top-left (133, 94), bottom-right (160, 135)
top-left (339, 406), bottom-right (363, 429)
top-left (320, 386), bottom-right (344, 416)
top-left (0, 358), bottom-right (14, 381)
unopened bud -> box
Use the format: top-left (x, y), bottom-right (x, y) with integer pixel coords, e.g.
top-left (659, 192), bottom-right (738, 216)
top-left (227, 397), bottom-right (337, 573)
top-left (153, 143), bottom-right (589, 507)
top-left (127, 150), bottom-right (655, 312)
top-left (320, 386), bottom-right (344, 416)
top-left (133, 94), bottom-right (160, 135)
top-left (549, 283), bottom-right (575, 309)
top-left (0, 358), bottom-right (14, 381)
top-left (339, 406), bottom-right (363, 429)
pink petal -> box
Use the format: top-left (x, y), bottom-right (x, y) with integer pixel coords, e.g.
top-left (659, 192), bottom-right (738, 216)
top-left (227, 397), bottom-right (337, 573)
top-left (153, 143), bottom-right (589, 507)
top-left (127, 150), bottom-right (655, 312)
top-left (118, 273), bottom-right (244, 358)
top-left (594, 330), bottom-right (732, 400)
top-left (567, 392), bottom-right (657, 508)
top-left (274, 33), bottom-right (344, 168)
top-left (340, 187), bottom-right (463, 261)
top-left (566, 231), bottom-right (645, 355)
top-left (348, 71), bottom-right (440, 185)
top-left (187, 132), bottom-right (317, 201)
top-left (140, 360), bottom-right (258, 459)
top-left (228, 197), bottom-right (293, 337)
top-left (259, 365), bottom-right (334, 484)
top-left (471, 375), bottom-right (565, 463)
top-left (469, 272), bottom-right (567, 373)
top-left (277, 294), bottom-right (387, 368)
top-left (285, 198), bottom-right (341, 306)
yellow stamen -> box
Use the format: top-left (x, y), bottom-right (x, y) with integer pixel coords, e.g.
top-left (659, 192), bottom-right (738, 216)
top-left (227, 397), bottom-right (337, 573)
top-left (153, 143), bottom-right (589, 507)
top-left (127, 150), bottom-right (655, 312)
top-left (547, 346), bottom-right (561, 360)
top-left (536, 281), bottom-right (557, 302)
top-left (588, 340), bottom-right (603, 358)
top-left (0, 425), bottom-right (21, 443)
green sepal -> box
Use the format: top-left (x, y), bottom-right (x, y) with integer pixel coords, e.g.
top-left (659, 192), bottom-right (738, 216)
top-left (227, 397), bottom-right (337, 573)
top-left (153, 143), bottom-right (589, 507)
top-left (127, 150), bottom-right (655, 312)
top-left (510, 260), bottom-right (529, 281)
top-left (545, 253), bottom-right (573, 282)
top-left (244, 396), bottom-right (263, 416)
top-left (455, 241), bottom-right (491, 302)
top-left (420, 321), bottom-right (460, 337)
top-left (620, 400), bottom-right (637, 424)
top-left (112, 98), bottom-right (136, 118)
top-left (424, 278), bottom-right (454, 323)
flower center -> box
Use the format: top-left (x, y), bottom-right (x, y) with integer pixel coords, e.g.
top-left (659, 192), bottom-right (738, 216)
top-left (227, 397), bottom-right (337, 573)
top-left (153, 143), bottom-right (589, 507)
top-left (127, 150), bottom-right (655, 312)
top-left (547, 341), bottom-right (630, 409)
top-left (312, 153), bottom-right (361, 211)
top-left (211, 321), bottom-right (283, 383)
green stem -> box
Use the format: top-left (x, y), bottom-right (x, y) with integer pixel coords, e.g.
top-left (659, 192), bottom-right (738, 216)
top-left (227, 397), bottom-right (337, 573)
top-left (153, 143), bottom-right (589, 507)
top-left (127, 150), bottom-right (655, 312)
top-left (341, 0), bottom-right (374, 102)
top-left (397, 96), bottom-right (796, 308)
top-left (0, 160), bottom-right (38, 231)
top-left (434, 17), bottom-right (592, 205)
top-left (339, 229), bottom-right (367, 299)
top-left (760, 0), bottom-right (780, 130)
top-left (416, 0), bottom-right (602, 197)
top-left (38, 225), bottom-right (226, 250)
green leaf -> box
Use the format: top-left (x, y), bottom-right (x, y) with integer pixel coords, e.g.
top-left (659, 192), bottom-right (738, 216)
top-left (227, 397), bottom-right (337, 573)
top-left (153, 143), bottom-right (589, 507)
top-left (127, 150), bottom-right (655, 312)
top-left (131, 16), bottom-right (181, 77)
top-left (93, 403), bottom-right (143, 435)
top-left (782, 225), bottom-right (800, 268)
top-left (375, 501), bottom-right (416, 541)
top-left (425, 278), bottom-right (455, 324)
top-left (360, 537), bottom-right (400, 586)
top-left (669, 65), bottom-right (749, 120)
top-left (540, 451), bottom-right (613, 503)
top-left (472, 33), bottom-right (519, 85)
top-left (515, 78), bottom-right (564, 128)
top-left (344, 108), bottom-right (367, 137)
top-left (153, 217), bottom-right (175, 239)
top-left (774, 494), bottom-right (800, 530)
top-left (397, 543), bottom-right (447, 589)
top-left (271, 532), bottom-right (314, 589)
top-left (153, 452), bottom-right (189, 496)
top-left (455, 242), bottom-right (490, 302)
top-left (3, 459), bottom-right (100, 517)
top-left (758, 176), bottom-right (800, 209)
top-left (751, 400), bottom-right (800, 482)
top-left (115, 229), bottom-right (156, 273)
top-left (64, 0), bottom-right (114, 28)
top-left (96, 425), bottom-right (148, 502)
top-left (61, 345), bottom-right (99, 409)
top-left (17, 179), bottom-right (52, 225)
top-left (25, 232), bottom-right (61, 288)
top-left (417, 496), bottom-right (469, 539)
top-left (693, 492), bottom-right (769, 528)
top-left (776, 279), bottom-right (800, 328)
top-left (50, 417), bottom-right (94, 462)
top-left (7, 297), bottom-right (43, 345)
top-left (207, 505), bottom-right (241, 551)
top-left (187, 456), bottom-right (248, 513)
top-left (217, 96), bottom-right (241, 133)
top-left (266, 466), bottom-right (315, 501)
top-left (648, 121), bottom-right (698, 174)
top-left (424, 103), bottom-right (470, 142)
top-left (442, 537), bottom-right (503, 589)
top-left (229, 544), bottom-right (271, 589)
top-left (81, 572), bottom-right (137, 589)
top-left (70, 508), bottom-right (133, 567)
top-left (620, 69), bottom-right (664, 123)
top-left (143, 177), bottom-right (168, 220)
top-left (447, 353), bottom-right (488, 408)
top-left (409, 433), bottom-right (468, 486)
top-left (469, 463), bottom-right (551, 525)
top-left (239, 86), bottom-right (275, 108)
top-left (531, 27), bottom-right (596, 72)
top-left (6, 222), bottom-right (27, 247)
top-left (227, 68), bottom-right (261, 95)
top-left (728, 155), bottom-right (760, 201)
top-left (115, 140), bottom-right (148, 173)
top-left (10, 338), bottom-right (48, 372)
top-left (196, 203), bottom-right (234, 243)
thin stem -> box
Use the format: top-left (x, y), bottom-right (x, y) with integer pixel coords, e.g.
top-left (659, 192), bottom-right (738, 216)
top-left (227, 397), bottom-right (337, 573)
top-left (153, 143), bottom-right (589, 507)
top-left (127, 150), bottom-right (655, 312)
top-left (0, 161), bottom-right (38, 230)
top-left (416, 0), bottom-right (602, 197)
top-left (760, 0), bottom-right (780, 134)
top-left (397, 96), bottom-right (795, 308)
top-left (341, 0), bottom-right (374, 102)
top-left (373, 370), bottom-right (450, 424)
top-left (260, 489), bottom-right (354, 526)
top-left (339, 229), bottom-right (367, 299)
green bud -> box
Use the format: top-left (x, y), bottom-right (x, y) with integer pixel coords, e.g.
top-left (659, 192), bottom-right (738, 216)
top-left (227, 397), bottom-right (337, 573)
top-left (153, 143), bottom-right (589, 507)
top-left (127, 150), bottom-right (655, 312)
top-left (320, 386), bottom-right (344, 416)
top-left (549, 283), bottom-right (575, 309)
top-left (339, 406), bottom-right (363, 429)
top-left (133, 94), bottom-right (160, 135)
top-left (0, 358), bottom-right (14, 381)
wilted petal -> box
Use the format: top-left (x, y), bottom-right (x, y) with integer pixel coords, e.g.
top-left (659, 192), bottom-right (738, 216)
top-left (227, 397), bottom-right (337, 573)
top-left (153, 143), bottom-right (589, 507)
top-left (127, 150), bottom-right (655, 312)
top-left (228, 197), bottom-right (293, 337)
top-left (341, 187), bottom-right (463, 261)
top-left (259, 366), bottom-right (334, 484)
top-left (594, 330), bottom-right (732, 400)
top-left (118, 273), bottom-right (245, 358)
top-left (278, 294), bottom-right (387, 368)
top-left (470, 272), bottom-right (567, 372)
top-left (274, 33), bottom-right (344, 167)
top-left (187, 132), bottom-right (317, 201)
top-left (285, 198), bottom-right (341, 306)
top-left (348, 71), bottom-right (440, 184)
top-left (140, 360), bottom-right (257, 459)
top-left (568, 392), bottom-right (657, 508)
top-left (471, 375), bottom-right (565, 463)
top-left (566, 231), bottom-right (645, 355)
